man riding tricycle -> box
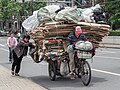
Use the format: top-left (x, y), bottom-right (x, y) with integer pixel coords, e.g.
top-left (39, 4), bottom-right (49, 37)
top-left (29, 26), bottom-right (95, 86)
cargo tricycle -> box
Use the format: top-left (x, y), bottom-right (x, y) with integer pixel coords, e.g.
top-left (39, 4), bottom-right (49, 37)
top-left (41, 37), bottom-right (94, 86)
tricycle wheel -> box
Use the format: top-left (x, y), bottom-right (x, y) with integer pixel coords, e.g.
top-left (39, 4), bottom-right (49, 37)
top-left (78, 60), bottom-right (91, 86)
top-left (48, 61), bottom-right (56, 81)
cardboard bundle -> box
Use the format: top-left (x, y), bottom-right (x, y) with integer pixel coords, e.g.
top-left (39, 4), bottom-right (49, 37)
top-left (30, 21), bottom-right (110, 48)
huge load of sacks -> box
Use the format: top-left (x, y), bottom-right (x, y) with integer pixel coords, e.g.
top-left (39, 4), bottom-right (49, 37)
top-left (22, 4), bottom-right (110, 48)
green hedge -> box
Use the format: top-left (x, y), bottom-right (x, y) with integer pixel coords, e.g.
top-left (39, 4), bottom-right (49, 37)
top-left (108, 30), bottom-right (120, 36)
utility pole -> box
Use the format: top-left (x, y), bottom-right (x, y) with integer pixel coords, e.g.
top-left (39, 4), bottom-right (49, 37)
top-left (92, 0), bottom-right (95, 6)
top-left (71, 0), bottom-right (75, 7)
top-left (29, 0), bottom-right (33, 15)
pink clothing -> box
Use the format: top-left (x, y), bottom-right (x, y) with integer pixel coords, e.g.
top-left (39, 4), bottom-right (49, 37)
top-left (7, 37), bottom-right (17, 47)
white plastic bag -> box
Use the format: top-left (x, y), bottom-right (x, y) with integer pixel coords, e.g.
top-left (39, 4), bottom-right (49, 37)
top-left (22, 10), bottom-right (39, 31)
top-left (60, 61), bottom-right (69, 76)
top-left (78, 4), bottom-right (101, 22)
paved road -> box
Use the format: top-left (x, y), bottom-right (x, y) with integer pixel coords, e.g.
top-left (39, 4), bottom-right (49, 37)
top-left (0, 37), bottom-right (120, 90)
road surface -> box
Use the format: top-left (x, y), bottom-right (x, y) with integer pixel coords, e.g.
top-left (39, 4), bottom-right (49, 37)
top-left (0, 37), bottom-right (120, 90)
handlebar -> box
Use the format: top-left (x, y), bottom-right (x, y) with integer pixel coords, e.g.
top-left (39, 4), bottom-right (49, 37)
top-left (74, 48), bottom-right (92, 52)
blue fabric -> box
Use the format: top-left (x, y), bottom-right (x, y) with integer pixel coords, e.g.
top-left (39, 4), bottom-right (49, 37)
top-left (50, 54), bottom-right (56, 58)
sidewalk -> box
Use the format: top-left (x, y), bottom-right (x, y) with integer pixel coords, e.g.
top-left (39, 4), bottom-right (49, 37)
top-left (0, 65), bottom-right (47, 90)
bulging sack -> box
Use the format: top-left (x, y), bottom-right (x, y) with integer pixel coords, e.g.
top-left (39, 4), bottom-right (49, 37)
top-left (60, 61), bottom-right (69, 76)
top-left (75, 41), bottom-right (93, 51)
top-left (37, 5), bottom-right (60, 24)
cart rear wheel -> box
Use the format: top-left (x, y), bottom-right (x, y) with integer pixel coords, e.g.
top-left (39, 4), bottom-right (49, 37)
top-left (48, 61), bottom-right (56, 81)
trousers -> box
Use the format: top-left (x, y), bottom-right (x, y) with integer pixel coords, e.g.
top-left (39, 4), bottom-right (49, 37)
top-left (9, 47), bottom-right (14, 60)
top-left (11, 51), bottom-right (23, 73)
top-left (69, 52), bottom-right (75, 72)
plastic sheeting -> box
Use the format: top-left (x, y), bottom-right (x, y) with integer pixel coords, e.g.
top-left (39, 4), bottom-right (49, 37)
top-left (78, 4), bottom-right (102, 22)
top-left (37, 5), bottom-right (60, 24)
top-left (22, 10), bottom-right (39, 31)
top-left (22, 4), bottom-right (102, 31)
top-left (55, 7), bottom-right (82, 23)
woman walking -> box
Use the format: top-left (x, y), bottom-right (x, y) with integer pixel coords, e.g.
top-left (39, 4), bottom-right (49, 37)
top-left (11, 35), bottom-right (33, 76)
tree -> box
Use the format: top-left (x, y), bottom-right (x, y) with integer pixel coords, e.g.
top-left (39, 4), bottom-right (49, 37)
top-left (0, 0), bottom-right (22, 20)
top-left (32, 2), bottom-right (46, 11)
top-left (0, 0), bottom-right (46, 31)
top-left (105, 0), bottom-right (120, 29)
top-left (0, 1), bottom-right (3, 19)
top-left (0, 0), bottom-right (46, 20)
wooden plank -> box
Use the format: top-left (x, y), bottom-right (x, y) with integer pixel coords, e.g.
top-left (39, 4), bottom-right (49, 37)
top-left (77, 22), bottom-right (110, 28)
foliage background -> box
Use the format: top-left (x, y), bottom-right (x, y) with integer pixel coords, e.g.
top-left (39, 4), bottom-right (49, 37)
top-left (105, 0), bottom-right (120, 29)
top-left (108, 30), bottom-right (120, 36)
top-left (0, 0), bottom-right (46, 20)
top-left (0, 0), bottom-right (120, 29)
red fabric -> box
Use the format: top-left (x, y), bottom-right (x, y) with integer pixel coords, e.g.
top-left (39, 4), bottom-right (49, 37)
top-left (48, 39), bottom-right (60, 43)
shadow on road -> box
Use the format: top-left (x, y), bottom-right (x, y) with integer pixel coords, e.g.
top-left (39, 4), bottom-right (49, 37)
top-left (28, 75), bottom-right (107, 89)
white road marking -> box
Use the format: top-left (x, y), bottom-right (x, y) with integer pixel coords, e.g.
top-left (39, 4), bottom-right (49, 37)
top-left (0, 44), bottom-right (6, 47)
top-left (92, 68), bottom-right (120, 77)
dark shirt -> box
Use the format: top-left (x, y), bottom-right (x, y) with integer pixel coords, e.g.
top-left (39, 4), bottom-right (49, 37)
top-left (67, 32), bottom-right (87, 46)
top-left (13, 40), bottom-right (33, 58)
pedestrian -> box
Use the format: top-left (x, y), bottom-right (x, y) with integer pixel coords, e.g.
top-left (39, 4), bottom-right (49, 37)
top-left (11, 35), bottom-right (34, 76)
top-left (7, 33), bottom-right (17, 63)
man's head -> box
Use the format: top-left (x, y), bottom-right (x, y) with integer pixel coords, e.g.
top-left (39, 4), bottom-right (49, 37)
top-left (74, 26), bottom-right (82, 37)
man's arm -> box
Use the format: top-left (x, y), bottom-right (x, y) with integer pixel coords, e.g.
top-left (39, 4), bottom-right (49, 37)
top-left (66, 32), bottom-right (73, 47)
top-left (80, 33), bottom-right (87, 41)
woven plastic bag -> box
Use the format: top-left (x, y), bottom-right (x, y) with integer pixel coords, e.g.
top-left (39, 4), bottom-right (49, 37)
top-left (37, 5), bottom-right (60, 24)
top-left (55, 7), bottom-right (82, 23)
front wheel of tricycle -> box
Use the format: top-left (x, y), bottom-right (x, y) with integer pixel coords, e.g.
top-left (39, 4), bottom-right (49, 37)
top-left (48, 61), bottom-right (56, 81)
top-left (78, 60), bottom-right (91, 86)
